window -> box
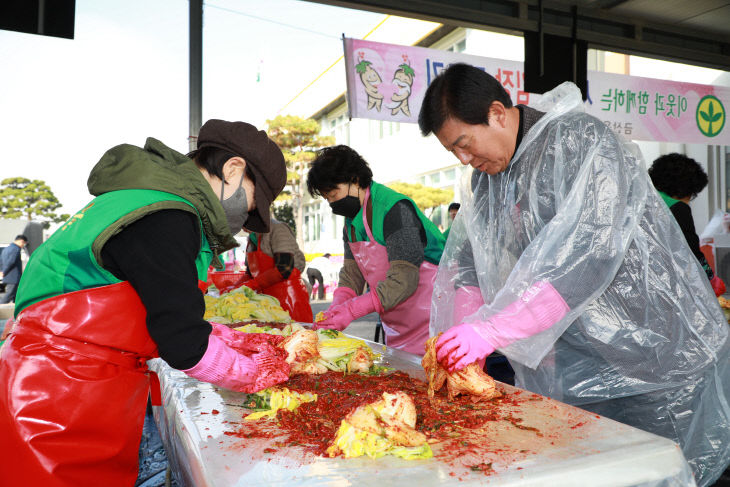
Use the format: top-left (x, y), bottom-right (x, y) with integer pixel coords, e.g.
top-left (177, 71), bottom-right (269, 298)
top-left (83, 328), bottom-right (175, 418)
top-left (446, 38), bottom-right (467, 53)
top-left (326, 113), bottom-right (350, 145)
top-left (369, 119), bottom-right (383, 142)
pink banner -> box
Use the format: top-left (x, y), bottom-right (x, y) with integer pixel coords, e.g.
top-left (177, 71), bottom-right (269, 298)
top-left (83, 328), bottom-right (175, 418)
top-left (344, 37), bottom-right (531, 123)
top-left (586, 71), bottom-right (729, 144)
top-left (343, 37), bottom-right (730, 145)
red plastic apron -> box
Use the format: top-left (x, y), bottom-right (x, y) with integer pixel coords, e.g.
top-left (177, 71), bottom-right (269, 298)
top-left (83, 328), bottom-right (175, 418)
top-left (0, 282), bottom-right (161, 487)
top-left (349, 187), bottom-right (438, 355)
top-left (247, 246), bottom-right (313, 323)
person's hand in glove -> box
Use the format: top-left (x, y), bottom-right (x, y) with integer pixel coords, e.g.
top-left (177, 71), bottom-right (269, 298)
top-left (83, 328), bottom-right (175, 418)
top-left (330, 286), bottom-right (356, 307)
top-left (436, 281), bottom-right (569, 372)
top-left (183, 331), bottom-right (289, 393)
top-left (209, 321), bottom-right (243, 344)
top-left (711, 275), bottom-right (726, 297)
top-left (241, 267), bottom-right (284, 293)
top-left (313, 290), bottom-right (383, 331)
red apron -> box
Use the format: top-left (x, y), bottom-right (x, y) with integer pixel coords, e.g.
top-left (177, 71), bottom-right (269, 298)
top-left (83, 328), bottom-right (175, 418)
top-left (247, 248), bottom-right (313, 323)
top-left (349, 187), bottom-right (438, 355)
top-left (0, 282), bottom-right (161, 487)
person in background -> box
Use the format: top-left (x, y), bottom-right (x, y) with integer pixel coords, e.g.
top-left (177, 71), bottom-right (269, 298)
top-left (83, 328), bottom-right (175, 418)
top-left (648, 152), bottom-right (726, 296)
top-left (307, 253), bottom-right (332, 300)
top-left (419, 63), bottom-right (730, 486)
top-left (219, 246), bottom-right (245, 271)
top-left (0, 119), bottom-right (289, 486)
top-left (0, 234), bottom-right (28, 304)
top-left (306, 145), bottom-right (445, 355)
top-left (442, 202), bottom-right (461, 239)
top-left (241, 216), bottom-right (312, 322)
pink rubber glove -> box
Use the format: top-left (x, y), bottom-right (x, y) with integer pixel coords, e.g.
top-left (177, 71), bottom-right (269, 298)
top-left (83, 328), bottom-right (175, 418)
top-left (436, 281), bottom-right (569, 371)
top-left (331, 286), bottom-right (357, 307)
top-left (313, 291), bottom-right (383, 331)
top-left (453, 286), bottom-right (485, 324)
top-left (183, 333), bottom-right (289, 393)
top-left (210, 321), bottom-right (235, 341)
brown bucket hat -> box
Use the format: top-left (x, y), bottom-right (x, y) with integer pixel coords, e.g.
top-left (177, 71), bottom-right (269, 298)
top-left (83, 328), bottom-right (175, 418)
top-left (197, 119), bottom-right (286, 233)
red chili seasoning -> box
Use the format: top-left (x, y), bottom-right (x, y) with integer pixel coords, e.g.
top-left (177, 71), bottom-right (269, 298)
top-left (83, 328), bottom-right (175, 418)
top-left (228, 370), bottom-right (551, 466)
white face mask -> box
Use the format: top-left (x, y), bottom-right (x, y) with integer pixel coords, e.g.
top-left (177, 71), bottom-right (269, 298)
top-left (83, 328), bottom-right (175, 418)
top-left (220, 172), bottom-right (249, 236)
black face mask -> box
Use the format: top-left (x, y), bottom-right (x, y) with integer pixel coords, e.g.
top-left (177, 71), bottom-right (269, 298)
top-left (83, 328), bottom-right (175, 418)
top-left (330, 195), bottom-right (361, 218)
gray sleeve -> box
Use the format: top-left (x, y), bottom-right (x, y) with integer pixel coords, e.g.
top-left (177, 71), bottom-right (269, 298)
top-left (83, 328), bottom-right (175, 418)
top-left (375, 260), bottom-right (420, 310)
top-left (342, 225), bottom-right (354, 261)
top-left (338, 258), bottom-right (367, 295)
top-left (455, 238), bottom-right (479, 288)
top-left (382, 200), bottom-right (426, 266)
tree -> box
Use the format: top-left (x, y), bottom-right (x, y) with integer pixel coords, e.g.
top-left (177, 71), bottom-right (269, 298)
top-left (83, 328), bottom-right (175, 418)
top-left (387, 182), bottom-right (453, 217)
top-left (0, 177), bottom-right (70, 228)
top-left (267, 115), bottom-right (334, 248)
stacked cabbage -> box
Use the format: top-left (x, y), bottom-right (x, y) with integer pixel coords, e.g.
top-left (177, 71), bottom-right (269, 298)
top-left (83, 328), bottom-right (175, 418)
top-left (204, 286), bottom-right (291, 323)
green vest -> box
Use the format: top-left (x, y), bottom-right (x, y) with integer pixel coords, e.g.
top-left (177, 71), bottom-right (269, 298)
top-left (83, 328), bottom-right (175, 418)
top-left (346, 182), bottom-right (445, 265)
top-left (15, 189), bottom-right (213, 315)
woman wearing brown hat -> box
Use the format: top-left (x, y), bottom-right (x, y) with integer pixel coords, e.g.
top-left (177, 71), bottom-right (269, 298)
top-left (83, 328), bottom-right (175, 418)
top-left (240, 216), bottom-right (313, 322)
top-left (0, 119), bottom-right (288, 486)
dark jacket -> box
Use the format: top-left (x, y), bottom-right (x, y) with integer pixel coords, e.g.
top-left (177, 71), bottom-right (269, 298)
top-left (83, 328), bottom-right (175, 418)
top-left (1, 243), bottom-right (23, 284)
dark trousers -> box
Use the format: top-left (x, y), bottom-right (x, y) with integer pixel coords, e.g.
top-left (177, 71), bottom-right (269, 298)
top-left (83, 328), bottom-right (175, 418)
top-left (486, 353), bottom-right (515, 385)
top-left (306, 268), bottom-right (324, 300)
top-left (0, 283), bottom-right (18, 304)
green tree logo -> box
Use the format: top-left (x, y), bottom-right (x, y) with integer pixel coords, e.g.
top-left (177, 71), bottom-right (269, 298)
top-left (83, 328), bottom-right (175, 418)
top-left (696, 95), bottom-right (725, 137)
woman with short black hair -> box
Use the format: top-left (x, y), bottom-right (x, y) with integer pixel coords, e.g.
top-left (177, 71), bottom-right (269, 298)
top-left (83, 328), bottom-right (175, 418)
top-left (648, 152), bottom-right (725, 295)
top-left (307, 145), bottom-right (445, 355)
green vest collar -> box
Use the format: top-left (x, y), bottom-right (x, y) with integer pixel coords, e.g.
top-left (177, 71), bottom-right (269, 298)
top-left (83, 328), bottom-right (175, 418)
top-left (87, 137), bottom-right (238, 255)
top-left (658, 191), bottom-right (680, 209)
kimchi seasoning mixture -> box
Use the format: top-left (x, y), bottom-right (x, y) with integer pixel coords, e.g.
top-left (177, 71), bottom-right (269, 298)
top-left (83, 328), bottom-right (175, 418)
top-left (227, 369), bottom-right (584, 470)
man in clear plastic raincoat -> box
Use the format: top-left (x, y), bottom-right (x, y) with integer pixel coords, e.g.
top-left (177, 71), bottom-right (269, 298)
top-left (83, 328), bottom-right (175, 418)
top-left (419, 63), bottom-right (730, 486)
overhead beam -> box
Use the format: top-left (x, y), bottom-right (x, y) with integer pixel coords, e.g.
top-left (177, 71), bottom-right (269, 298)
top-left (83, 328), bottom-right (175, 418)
top-left (189, 0), bottom-right (203, 153)
top-left (308, 0), bottom-right (730, 70)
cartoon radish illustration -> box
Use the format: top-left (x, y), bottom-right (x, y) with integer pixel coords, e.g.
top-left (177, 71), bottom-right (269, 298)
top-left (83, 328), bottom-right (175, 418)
top-left (388, 63), bottom-right (414, 117)
top-left (356, 60), bottom-right (384, 112)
